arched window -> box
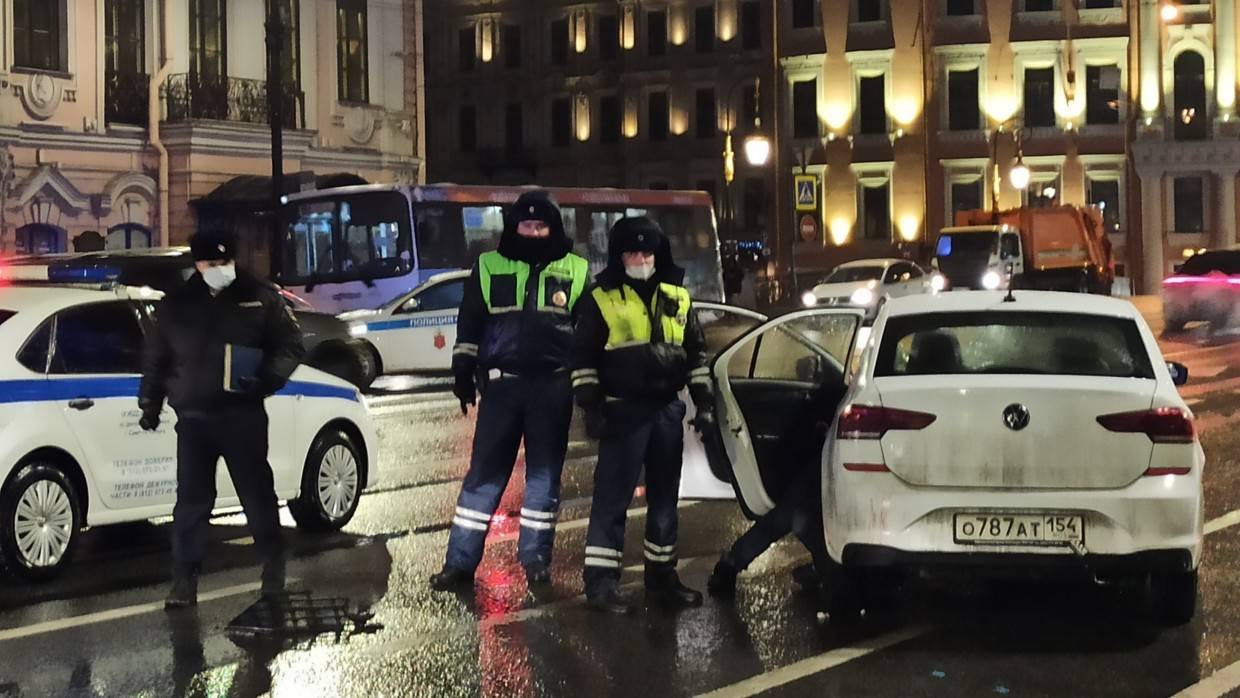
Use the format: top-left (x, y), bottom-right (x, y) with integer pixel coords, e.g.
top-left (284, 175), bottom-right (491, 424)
top-left (1174, 51), bottom-right (1208, 141)
top-left (106, 223), bottom-right (153, 250)
top-left (15, 224), bottom-right (68, 254)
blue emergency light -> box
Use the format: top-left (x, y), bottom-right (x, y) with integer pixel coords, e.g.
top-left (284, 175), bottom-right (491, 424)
top-left (935, 236), bottom-right (953, 257)
top-left (46, 264), bottom-right (121, 284)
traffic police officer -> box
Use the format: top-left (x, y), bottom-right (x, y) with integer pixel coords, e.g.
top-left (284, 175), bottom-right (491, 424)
top-left (430, 191), bottom-right (590, 590)
top-left (571, 217), bottom-right (713, 614)
top-left (139, 229), bottom-right (305, 609)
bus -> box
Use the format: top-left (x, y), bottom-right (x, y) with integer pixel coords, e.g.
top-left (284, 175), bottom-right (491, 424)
top-left (276, 184), bottom-right (724, 314)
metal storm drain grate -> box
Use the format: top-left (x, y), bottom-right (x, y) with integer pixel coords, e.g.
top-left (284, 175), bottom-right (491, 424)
top-left (225, 591), bottom-right (381, 645)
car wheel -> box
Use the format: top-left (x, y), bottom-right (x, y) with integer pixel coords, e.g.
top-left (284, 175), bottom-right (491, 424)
top-left (356, 345), bottom-right (380, 390)
top-left (288, 430), bottom-right (363, 533)
top-left (1152, 570), bottom-right (1197, 627)
top-left (0, 463), bottom-right (82, 582)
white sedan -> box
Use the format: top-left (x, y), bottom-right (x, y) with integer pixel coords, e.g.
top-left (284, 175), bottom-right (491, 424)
top-left (691, 291), bottom-right (1202, 626)
top-left (802, 258), bottom-right (941, 322)
top-left (338, 271), bottom-right (468, 375)
top-left (0, 283), bottom-right (379, 581)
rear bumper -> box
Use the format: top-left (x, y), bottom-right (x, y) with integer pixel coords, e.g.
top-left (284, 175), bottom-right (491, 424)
top-left (842, 544), bottom-right (1194, 575)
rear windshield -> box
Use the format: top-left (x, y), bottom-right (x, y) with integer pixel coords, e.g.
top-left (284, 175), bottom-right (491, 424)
top-left (824, 266), bottom-right (883, 283)
top-left (0, 310), bottom-right (13, 327)
top-left (875, 312), bottom-right (1155, 379)
top-left (936, 233), bottom-right (996, 257)
top-left (1179, 250), bottom-right (1240, 276)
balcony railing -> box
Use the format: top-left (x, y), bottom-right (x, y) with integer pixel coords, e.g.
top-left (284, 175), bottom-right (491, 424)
top-left (163, 73), bottom-right (304, 129)
top-left (105, 70), bottom-right (150, 126)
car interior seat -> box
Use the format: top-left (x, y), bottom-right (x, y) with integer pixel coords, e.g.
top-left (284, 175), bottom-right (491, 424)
top-left (906, 331), bottom-right (962, 374)
top-left (1053, 336), bottom-right (1106, 375)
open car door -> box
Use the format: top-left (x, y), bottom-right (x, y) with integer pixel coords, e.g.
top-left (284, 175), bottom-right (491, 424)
top-left (678, 302), bottom-right (768, 500)
top-left (702, 309), bottom-right (864, 518)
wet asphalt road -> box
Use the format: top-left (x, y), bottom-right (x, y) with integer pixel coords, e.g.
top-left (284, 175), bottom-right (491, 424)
top-left (5, 302), bottom-right (1240, 697)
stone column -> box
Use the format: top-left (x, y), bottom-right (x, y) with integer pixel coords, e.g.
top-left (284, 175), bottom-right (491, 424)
top-left (1217, 168), bottom-right (1238, 248)
top-left (1139, 0), bottom-right (1162, 117)
top-left (1218, 0), bottom-right (1237, 118)
top-left (1140, 170), bottom-right (1165, 294)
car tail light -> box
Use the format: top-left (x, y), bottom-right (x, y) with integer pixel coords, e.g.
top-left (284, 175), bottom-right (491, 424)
top-left (837, 405), bottom-right (937, 440)
top-left (843, 462), bottom-right (890, 472)
top-left (1096, 407), bottom-right (1195, 444)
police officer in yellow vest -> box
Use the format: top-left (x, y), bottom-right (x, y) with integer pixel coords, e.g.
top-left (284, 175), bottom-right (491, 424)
top-left (571, 217), bottom-right (713, 613)
top-left (431, 191), bottom-right (590, 590)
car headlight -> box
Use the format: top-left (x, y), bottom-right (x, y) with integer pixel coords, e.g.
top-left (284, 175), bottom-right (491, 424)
top-left (929, 274), bottom-right (946, 293)
top-left (981, 271), bottom-right (1002, 290)
top-left (850, 287), bottom-right (875, 306)
top-left (349, 324), bottom-right (369, 337)
top-left (801, 291), bottom-right (818, 307)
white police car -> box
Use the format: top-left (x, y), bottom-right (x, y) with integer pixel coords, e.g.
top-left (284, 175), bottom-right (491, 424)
top-left (338, 271), bottom-right (469, 374)
top-left (0, 279), bottom-right (379, 581)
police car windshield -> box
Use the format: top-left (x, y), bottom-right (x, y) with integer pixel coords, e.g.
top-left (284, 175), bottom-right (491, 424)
top-left (0, 310), bottom-right (13, 327)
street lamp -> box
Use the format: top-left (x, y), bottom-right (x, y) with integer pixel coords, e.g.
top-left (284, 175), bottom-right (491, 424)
top-left (743, 132), bottom-right (771, 167)
top-left (1009, 155), bottom-right (1031, 191)
top-left (1161, 2), bottom-right (1179, 22)
top-left (722, 80), bottom-right (770, 238)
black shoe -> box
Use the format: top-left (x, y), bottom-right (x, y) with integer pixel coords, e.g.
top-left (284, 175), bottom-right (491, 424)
top-left (791, 563), bottom-right (821, 593)
top-left (164, 576), bottom-right (198, 610)
top-left (261, 559), bottom-right (286, 595)
top-left (586, 585), bottom-right (632, 614)
top-left (525, 562), bottom-right (551, 586)
top-left (707, 558), bottom-right (739, 596)
top-left (429, 566), bottom-right (474, 591)
top-left (645, 570), bottom-right (704, 608)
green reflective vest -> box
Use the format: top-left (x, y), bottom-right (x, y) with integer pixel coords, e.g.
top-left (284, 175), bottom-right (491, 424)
top-left (591, 283), bottom-right (691, 349)
top-left (477, 251), bottom-right (589, 315)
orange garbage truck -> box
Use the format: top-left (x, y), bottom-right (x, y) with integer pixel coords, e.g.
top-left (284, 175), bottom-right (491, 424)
top-left (931, 205), bottom-right (1115, 294)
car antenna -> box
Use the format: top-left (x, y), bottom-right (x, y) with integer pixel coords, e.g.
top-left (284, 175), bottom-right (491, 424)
top-left (1002, 262), bottom-right (1016, 302)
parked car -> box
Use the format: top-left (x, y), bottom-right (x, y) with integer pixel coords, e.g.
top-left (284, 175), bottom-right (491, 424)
top-left (2, 249), bottom-right (377, 388)
top-left (689, 291), bottom-right (1202, 626)
top-left (801, 259), bottom-right (940, 323)
top-left (1162, 247), bottom-right (1240, 332)
top-left (338, 271), bottom-right (469, 375)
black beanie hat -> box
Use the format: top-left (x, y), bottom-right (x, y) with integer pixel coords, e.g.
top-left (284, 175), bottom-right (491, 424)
top-left (609, 216), bottom-right (662, 254)
top-left (190, 229), bottom-right (238, 262)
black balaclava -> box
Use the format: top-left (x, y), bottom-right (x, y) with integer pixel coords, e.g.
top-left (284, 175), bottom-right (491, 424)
top-left (496, 191), bottom-right (573, 265)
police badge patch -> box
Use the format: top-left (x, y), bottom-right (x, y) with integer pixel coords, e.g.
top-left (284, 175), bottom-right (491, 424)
top-left (676, 313), bottom-right (687, 326)
top-left (552, 290), bottom-right (569, 308)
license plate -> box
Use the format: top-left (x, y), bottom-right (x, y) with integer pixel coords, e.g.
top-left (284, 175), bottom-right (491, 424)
top-left (953, 513), bottom-right (1084, 546)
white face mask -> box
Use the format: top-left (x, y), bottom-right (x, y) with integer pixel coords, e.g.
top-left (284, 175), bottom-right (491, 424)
top-left (201, 263), bottom-right (237, 292)
top-left (624, 261), bottom-right (656, 281)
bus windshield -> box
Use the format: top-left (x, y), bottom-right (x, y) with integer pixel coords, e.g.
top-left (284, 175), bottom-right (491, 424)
top-left (281, 190), bottom-right (413, 284)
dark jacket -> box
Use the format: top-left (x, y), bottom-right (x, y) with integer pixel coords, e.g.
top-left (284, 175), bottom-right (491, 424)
top-left (571, 233), bottom-right (709, 408)
top-left (139, 270), bottom-right (306, 414)
top-left (452, 202), bottom-right (580, 379)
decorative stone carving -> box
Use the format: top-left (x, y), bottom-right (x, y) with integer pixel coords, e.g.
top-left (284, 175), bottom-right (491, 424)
top-left (344, 107), bottom-right (378, 145)
top-left (23, 72), bottom-right (62, 120)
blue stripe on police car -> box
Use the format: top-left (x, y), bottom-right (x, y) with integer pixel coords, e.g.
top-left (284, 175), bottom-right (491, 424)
top-left (363, 314), bottom-right (458, 333)
top-left (0, 377), bottom-right (359, 405)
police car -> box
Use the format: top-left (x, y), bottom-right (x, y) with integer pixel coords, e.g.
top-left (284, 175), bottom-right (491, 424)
top-left (338, 271), bottom-right (469, 374)
top-left (0, 276), bottom-right (379, 581)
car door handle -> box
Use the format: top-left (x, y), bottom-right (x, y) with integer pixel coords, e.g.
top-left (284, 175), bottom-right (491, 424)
top-left (68, 398), bottom-right (95, 411)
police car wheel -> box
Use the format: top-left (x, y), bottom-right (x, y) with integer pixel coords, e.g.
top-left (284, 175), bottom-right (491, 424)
top-left (289, 430), bottom-right (362, 532)
top-left (0, 463), bottom-right (81, 582)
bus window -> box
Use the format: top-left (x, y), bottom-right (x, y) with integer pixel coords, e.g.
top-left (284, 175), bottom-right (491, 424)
top-left (462, 205), bottom-right (504, 265)
top-left (574, 205), bottom-right (722, 300)
top-left (281, 190), bottom-right (412, 284)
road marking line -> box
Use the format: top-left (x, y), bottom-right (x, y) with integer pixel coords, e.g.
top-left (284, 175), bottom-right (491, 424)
top-left (1205, 509), bottom-right (1240, 536)
top-left (0, 581), bottom-right (267, 642)
top-left (1170, 660), bottom-right (1240, 698)
top-left (694, 625), bottom-right (930, 698)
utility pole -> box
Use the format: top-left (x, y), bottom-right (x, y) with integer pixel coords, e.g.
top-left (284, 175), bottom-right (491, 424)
top-left (770, 0), bottom-right (785, 300)
top-left (265, 0), bottom-right (286, 278)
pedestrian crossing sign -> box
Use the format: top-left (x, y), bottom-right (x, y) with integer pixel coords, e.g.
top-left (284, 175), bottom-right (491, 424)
top-left (795, 175), bottom-right (818, 212)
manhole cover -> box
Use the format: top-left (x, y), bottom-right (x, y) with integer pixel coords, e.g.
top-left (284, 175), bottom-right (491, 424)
top-left (226, 591), bottom-right (380, 643)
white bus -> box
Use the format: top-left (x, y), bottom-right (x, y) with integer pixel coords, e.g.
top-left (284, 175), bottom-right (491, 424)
top-left (277, 184), bottom-right (724, 314)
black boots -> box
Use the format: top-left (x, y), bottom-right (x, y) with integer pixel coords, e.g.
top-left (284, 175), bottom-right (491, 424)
top-left (261, 558), bottom-right (286, 595)
top-left (645, 568), bottom-right (703, 608)
top-left (707, 557), bottom-right (740, 596)
top-left (525, 562), bottom-right (552, 586)
top-left (586, 583), bottom-right (633, 614)
top-left (164, 576), bottom-right (199, 610)
top-left (429, 565), bottom-right (475, 591)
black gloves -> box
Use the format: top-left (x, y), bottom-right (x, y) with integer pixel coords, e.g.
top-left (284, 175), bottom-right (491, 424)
top-left (583, 408), bottom-right (606, 440)
top-left (454, 373), bottom-right (477, 415)
top-left (691, 406), bottom-right (716, 434)
top-left (139, 410), bottom-right (161, 432)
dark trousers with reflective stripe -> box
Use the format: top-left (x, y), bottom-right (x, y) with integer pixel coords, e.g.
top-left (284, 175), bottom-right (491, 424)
top-left (583, 399), bottom-right (686, 596)
top-left (445, 372), bottom-right (573, 572)
top-left (725, 467), bottom-right (830, 576)
top-left (172, 405), bottom-right (284, 578)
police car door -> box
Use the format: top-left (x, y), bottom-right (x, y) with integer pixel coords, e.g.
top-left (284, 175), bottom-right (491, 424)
top-left (679, 302), bottom-right (767, 500)
top-left (701, 309), bottom-right (863, 518)
top-left (52, 301), bottom-right (180, 510)
top-left (372, 276), bottom-right (465, 372)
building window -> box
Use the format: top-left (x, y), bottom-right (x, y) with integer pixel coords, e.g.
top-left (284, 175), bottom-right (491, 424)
top-left (551, 19), bottom-right (569, 65)
top-left (860, 183), bottom-right (891, 240)
top-left (1026, 176), bottom-right (1060, 207)
top-left (947, 68), bottom-right (979, 130)
top-left (650, 181), bottom-right (671, 190)
top-left (552, 98), bottom-right (572, 147)
top-left (1083, 0), bottom-right (1118, 7)
top-left (743, 177), bottom-right (766, 231)
top-left (951, 179), bottom-right (983, 216)
top-left (857, 0), bottom-right (882, 22)
top-left (696, 88), bottom-right (717, 139)
top-left (792, 0), bottom-right (817, 28)
top-left (946, 0), bottom-right (975, 15)
top-left (1024, 0), bottom-right (1054, 10)
top-left (793, 80), bottom-right (818, 139)
top-left (1173, 176), bottom-right (1205, 233)
top-left (695, 5), bottom-right (715, 53)
top-left (1174, 51), bottom-right (1208, 141)
top-left (14, 0), bottom-right (64, 72)
top-left (742, 2), bottom-right (762, 50)
top-left (504, 25), bottom-right (522, 68)
top-left (459, 26), bottom-right (475, 72)
top-left (15, 224), bottom-right (68, 255)
top-left (858, 75), bottom-right (886, 135)
top-left (105, 0), bottom-right (145, 75)
top-left (1087, 177), bottom-right (1122, 234)
top-left (278, 0), bottom-right (301, 90)
top-left (601, 95), bottom-right (621, 143)
top-left (649, 91), bottom-right (670, 141)
top-left (459, 105), bottom-right (476, 152)
top-left (337, 0), bottom-right (368, 103)
top-left (190, 0), bottom-right (227, 78)
top-left (1023, 67), bottom-right (1056, 128)
top-left (505, 103), bottom-right (524, 152)
top-left (598, 15), bottom-right (619, 60)
top-left (648, 11), bottom-right (668, 56)
top-left (1086, 65), bottom-right (1120, 125)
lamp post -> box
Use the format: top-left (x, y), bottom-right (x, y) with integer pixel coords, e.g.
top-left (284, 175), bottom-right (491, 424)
top-left (722, 80), bottom-right (771, 239)
top-left (266, 0), bottom-right (287, 275)
top-left (989, 122), bottom-right (1032, 215)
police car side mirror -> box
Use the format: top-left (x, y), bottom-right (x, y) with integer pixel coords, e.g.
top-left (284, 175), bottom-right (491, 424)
top-left (399, 298), bottom-right (421, 314)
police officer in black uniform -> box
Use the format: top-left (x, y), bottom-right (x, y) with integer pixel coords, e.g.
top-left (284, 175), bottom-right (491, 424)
top-left (571, 217), bottom-right (713, 614)
top-left (430, 191), bottom-right (590, 590)
top-left (139, 229), bottom-right (305, 609)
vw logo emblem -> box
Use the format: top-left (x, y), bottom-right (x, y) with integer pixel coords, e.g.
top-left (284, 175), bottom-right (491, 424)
top-left (1003, 404), bottom-right (1031, 431)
